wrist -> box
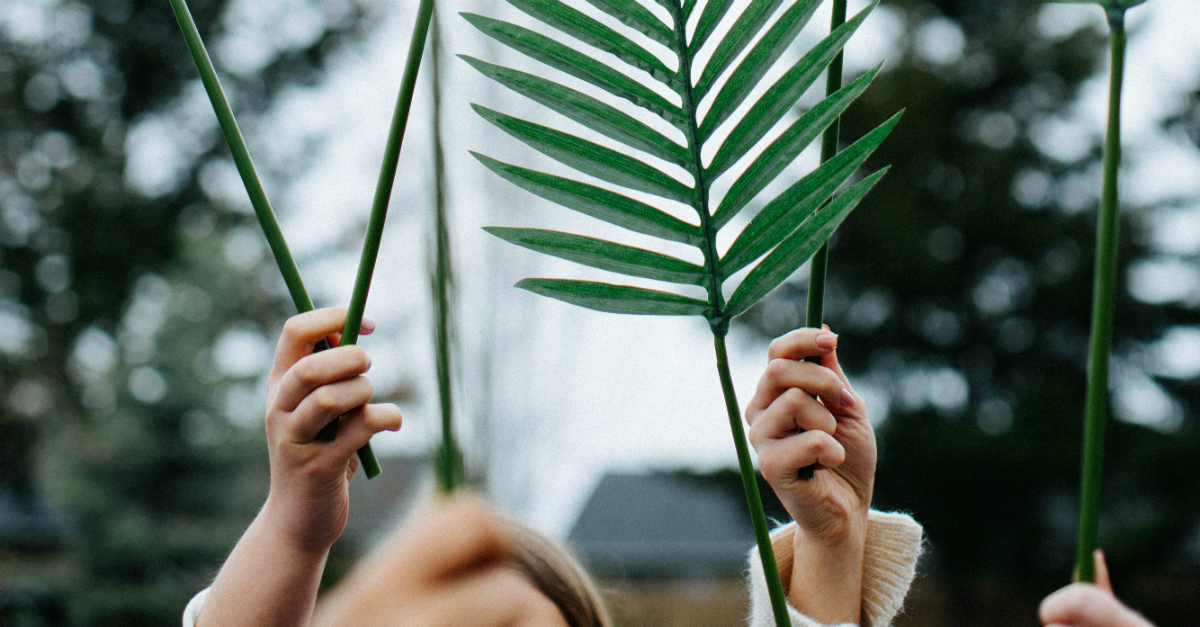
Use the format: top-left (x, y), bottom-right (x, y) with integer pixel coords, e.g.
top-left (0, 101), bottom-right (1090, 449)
top-left (788, 518), bottom-right (867, 625)
top-left (259, 496), bottom-right (340, 560)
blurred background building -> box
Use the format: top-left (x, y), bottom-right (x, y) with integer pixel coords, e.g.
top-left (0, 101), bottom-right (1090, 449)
top-left (1, 0), bottom-right (1198, 625)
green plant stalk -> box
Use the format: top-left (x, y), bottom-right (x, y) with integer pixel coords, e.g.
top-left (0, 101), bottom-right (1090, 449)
top-left (429, 10), bottom-right (462, 493)
top-left (805, 0), bottom-right (847, 338)
top-left (333, 0), bottom-right (438, 478)
top-left (168, 0), bottom-right (328, 355)
top-left (1075, 8), bottom-right (1125, 584)
top-left (715, 335), bottom-right (791, 627)
top-left (794, 0), bottom-right (849, 481)
top-left (668, 0), bottom-right (788, 620)
top-left (805, 0), bottom-right (848, 330)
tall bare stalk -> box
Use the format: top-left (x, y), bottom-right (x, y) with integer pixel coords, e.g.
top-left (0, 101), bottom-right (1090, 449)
top-left (428, 10), bottom-right (463, 493)
top-left (1075, 1), bottom-right (1134, 583)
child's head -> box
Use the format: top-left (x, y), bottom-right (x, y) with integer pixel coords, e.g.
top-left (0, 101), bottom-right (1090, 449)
top-left (499, 516), bottom-right (613, 627)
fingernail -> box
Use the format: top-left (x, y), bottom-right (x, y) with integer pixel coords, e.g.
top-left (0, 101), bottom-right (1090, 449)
top-left (361, 317), bottom-right (377, 333)
top-left (815, 332), bottom-right (838, 349)
top-left (839, 388), bottom-right (855, 408)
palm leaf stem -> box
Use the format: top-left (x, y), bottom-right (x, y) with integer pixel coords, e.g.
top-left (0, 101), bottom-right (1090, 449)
top-left (716, 335), bottom-right (792, 627)
top-left (1075, 7), bottom-right (1126, 583)
top-left (336, 0), bottom-right (438, 478)
top-left (429, 11), bottom-right (462, 493)
top-left (670, 0), bottom-right (723, 334)
top-left (667, 1), bottom-right (788, 624)
top-left (796, 0), bottom-right (848, 481)
top-left (804, 0), bottom-right (847, 344)
top-left (167, 0), bottom-right (327, 354)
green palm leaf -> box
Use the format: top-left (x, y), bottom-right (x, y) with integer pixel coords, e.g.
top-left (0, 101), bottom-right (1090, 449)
top-left (697, 0), bottom-right (824, 142)
top-left (505, 0), bottom-right (680, 88)
top-left (460, 56), bottom-right (689, 167)
top-left (725, 168), bottom-right (888, 317)
top-left (467, 0), bottom-right (895, 327)
top-left (464, 1), bottom-right (900, 622)
top-left (473, 105), bottom-right (692, 202)
top-left (580, 0), bottom-right (674, 48)
top-left (720, 111), bottom-right (901, 276)
top-left (463, 13), bottom-right (687, 128)
top-left (516, 278), bottom-right (710, 315)
top-left (472, 153), bottom-right (701, 245)
top-left (485, 227), bottom-right (708, 285)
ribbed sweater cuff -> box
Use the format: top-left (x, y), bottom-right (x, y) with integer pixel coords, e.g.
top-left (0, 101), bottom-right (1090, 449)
top-left (746, 510), bottom-right (923, 627)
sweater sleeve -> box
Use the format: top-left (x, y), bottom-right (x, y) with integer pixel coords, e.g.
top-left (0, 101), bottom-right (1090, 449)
top-left (182, 587), bottom-right (210, 627)
top-left (746, 510), bottom-right (923, 627)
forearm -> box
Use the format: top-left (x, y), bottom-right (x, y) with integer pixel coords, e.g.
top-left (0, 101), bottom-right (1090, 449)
top-left (197, 503), bottom-right (330, 627)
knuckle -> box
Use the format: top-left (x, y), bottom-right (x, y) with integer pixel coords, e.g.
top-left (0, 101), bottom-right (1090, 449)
top-left (311, 387), bottom-right (340, 414)
top-left (778, 388), bottom-right (808, 414)
top-left (349, 346), bottom-right (372, 371)
top-left (291, 358), bottom-right (321, 388)
top-left (765, 358), bottom-right (792, 381)
top-left (281, 316), bottom-right (307, 342)
top-left (758, 455), bottom-right (786, 482)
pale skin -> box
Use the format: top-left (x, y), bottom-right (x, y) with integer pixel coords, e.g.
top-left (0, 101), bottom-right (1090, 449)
top-left (196, 308), bottom-right (569, 627)
top-left (745, 327), bottom-right (874, 626)
top-left (197, 307), bottom-right (404, 627)
top-left (1040, 550), bottom-right (1156, 627)
top-left (748, 329), bottom-right (1157, 627)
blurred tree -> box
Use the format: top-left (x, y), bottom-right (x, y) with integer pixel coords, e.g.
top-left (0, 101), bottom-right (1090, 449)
top-left (739, 2), bottom-right (1200, 626)
top-left (0, 0), bottom-right (381, 624)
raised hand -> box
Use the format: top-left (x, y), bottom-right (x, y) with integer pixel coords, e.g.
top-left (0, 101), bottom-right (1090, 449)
top-left (262, 307), bottom-right (403, 551)
top-left (745, 327), bottom-right (875, 625)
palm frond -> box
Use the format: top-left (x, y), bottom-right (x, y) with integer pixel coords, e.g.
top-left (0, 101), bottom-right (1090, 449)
top-left (466, 0), bottom-right (893, 332)
top-left (466, 3), bottom-right (902, 625)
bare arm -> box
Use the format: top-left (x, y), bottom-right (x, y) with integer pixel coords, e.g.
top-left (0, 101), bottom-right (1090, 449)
top-left (196, 309), bottom-right (402, 627)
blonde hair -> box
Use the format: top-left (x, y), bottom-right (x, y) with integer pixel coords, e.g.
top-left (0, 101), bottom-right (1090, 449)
top-left (499, 517), bottom-right (613, 627)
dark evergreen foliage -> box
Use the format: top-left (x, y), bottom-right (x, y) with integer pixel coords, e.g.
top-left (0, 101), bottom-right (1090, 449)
top-left (740, 2), bottom-right (1200, 625)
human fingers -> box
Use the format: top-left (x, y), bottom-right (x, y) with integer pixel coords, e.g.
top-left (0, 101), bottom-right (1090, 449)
top-left (272, 346), bottom-right (372, 413)
top-left (757, 430), bottom-right (846, 484)
top-left (749, 388), bottom-right (836, 444)
top-left (271, 308), bottom-right (353, 376)
top-left (281, 376), bottom-right (375, 443)
top-left (1039, 584), bottom-right (1153, 627)
top-left (767, 328), bottom-right (839, 361)
top-left (325, 403), bottom-right (403, 461)
top-left (1094, 549), bottom-right (1112, 594)
top-left (271, 309), bottom-right (378, 374)
top-left (747, 357), bottom-right (854, 421)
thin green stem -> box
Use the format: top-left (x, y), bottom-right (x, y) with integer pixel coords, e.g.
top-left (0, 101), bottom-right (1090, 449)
top-left (1075, 9), bottom-right (1125, 584)
top-left (168, 0), bottom-right (326, 356)
top-left (715, 336), bottom-right (791, 627)
top-left (794, 0), bottom-right (849, 482)
top-left (669, 0), bottom-right (724, 336)
top-left (429, 11), bottom-right (462, 493)
top-left (337, 0), bottom-right (437, 479)
top-left (670, 0), bottom-right (786, 621)
top-left (804, 0), bottom-right (847, 342)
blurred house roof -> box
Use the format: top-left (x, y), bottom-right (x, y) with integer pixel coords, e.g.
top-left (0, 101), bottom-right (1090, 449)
top-left (567, 471), bottom-right (787, 579)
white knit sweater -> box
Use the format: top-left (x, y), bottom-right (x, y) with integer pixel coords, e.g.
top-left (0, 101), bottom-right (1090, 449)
top-left (747, 511), bottom-right (924, 627)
